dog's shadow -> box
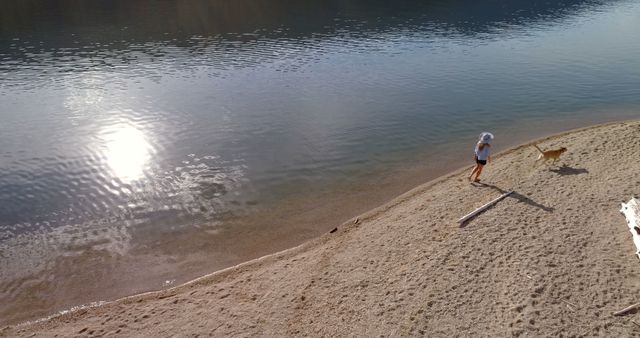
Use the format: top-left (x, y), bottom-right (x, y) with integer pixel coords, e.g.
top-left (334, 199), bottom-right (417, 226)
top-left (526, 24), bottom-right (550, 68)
top-left (548, 165), bottom-right (588, 176)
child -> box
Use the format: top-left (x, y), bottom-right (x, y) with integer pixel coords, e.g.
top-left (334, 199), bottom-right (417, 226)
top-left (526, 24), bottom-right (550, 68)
top-left (469, 132), bottom-right (493, 182)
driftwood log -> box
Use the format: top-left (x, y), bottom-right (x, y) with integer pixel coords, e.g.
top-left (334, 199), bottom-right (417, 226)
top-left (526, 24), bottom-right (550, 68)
top-left (458, 191), bottom-right (513, 224)
top-left (620, 197), bottom-right (640, 259)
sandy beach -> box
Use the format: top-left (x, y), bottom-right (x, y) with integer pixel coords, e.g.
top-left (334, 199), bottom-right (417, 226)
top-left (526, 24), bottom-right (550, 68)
top-left (3, 120), bottom-right (640, 337)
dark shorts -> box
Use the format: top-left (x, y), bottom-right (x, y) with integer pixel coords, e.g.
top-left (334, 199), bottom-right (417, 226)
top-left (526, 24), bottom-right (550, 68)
top-left (476, 159), bottom-right (487, 165)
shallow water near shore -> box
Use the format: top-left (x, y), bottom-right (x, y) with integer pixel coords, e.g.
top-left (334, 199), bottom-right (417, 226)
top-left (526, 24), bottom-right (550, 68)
top-left (1, 0), bottom-right (640, 325)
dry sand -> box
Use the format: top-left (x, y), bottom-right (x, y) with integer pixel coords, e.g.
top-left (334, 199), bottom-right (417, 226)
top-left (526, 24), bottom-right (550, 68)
top-left (3, 121), bottom-right (640, 337)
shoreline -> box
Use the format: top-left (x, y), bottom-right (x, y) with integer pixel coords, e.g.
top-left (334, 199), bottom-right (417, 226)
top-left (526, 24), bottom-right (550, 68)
top-left (5, 119), bottom-right (640, 336)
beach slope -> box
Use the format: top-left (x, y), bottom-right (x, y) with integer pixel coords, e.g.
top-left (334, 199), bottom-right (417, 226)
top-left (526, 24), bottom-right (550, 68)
top-left (4, 121), bottom-right (640, 337)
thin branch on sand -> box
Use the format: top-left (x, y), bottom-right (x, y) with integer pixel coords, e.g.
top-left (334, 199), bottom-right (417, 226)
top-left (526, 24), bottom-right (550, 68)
top-left (561, 299), bottom-right (576, 311)
top-left (612, 302), bottom-right (640, 316)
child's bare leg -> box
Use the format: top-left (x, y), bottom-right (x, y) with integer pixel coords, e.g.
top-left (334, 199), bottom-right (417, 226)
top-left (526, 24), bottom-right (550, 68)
top-left (474, 165), bottom-right (484, 181)
top-left (469, 165), bottom-right (479, 180)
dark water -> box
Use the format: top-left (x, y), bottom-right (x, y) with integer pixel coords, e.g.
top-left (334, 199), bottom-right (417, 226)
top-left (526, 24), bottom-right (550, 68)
top-left (1, 0), bottom-right (640, 324)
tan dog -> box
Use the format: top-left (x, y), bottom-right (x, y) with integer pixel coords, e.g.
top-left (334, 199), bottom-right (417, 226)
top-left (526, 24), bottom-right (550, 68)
top-left (533, 144), bottom-right (567, 166)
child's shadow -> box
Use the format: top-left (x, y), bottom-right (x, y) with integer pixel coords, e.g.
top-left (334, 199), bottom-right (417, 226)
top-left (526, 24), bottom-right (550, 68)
top-left (473, 182), bottom-right (555, 213)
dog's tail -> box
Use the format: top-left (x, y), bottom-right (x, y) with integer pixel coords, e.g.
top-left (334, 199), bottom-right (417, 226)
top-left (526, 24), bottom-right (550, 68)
top-left (533, 144), bottom-right (544, 154)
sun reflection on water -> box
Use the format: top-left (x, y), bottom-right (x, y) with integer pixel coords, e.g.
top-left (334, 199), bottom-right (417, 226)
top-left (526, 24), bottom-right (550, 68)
top-left (100, 123), bottom-right (153, 183)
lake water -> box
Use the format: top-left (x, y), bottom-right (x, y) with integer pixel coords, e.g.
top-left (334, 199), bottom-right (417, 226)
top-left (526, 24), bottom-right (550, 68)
top-left (1, 0), bottom-right (639, 324)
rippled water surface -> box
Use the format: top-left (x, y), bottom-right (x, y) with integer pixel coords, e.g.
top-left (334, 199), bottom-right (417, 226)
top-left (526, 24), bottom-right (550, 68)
top-left (1, 0), bottom-right (640, 324)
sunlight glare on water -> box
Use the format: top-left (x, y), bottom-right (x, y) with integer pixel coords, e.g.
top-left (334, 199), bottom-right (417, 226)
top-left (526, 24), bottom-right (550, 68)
top-left (100, 123), bottom-right (153, 183)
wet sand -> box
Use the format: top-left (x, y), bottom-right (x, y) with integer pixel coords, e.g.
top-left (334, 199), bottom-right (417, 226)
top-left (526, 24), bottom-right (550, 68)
top-left (4, 120), bottom-right (640, 337)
